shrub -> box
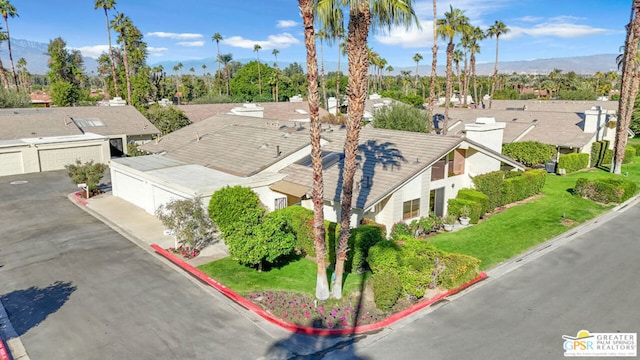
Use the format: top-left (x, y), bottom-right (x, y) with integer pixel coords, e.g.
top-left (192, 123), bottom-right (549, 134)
top-left (602, 146), bottom-right (636, 166)
top-left (502, 141), bottom-right (556, 167)
top-left (398, 237), bottom-right (440, 298)
top-left (456, 188), bottom-right (489, 217)
top-left (591, 140), bottom-right (610, 167)
top-left (276, 206), bottom-right (314, 256)
top-left (409, 216), bottom-right (437, 237)
top-left (503, 169), bottom-right (546, 204)
top-left (208, 186), bottom-right (265, 237)
top-left (372, 271), bottom-right (402, 311)
top-left (389, 222), bottom-right (411, 240)
top-left (142, 105), bottom-right (191, 135)
top-left (367, 240), bottom-right (401, 274)
top-left (447, 198), bottom-right (482, 224)
top-left (557, 153), bottom-right (589, 174)
top-left (574, 178), bottom-right (638, 204)
top-left (65, 160), bottom-right (107, 197)
top-left (438, 253), bottom-right (481, 289)
top-left (347, 225), bottom-right (385, 273)
top-left (155, 196), bottom-right (219, 252)
top-left (372, 103), bottom-right (431, 133)
top-left (472, 171), bottom-right (505, 211)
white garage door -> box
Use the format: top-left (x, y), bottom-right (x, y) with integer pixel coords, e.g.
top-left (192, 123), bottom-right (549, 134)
top-left (0, 152), bottom-right (24, 176)
top-left (38, 146), bottom-right (103, 172)
top-left (152, 186), bottom-right (186, 213)
top-left (113, 170), bottom-right (148, 211)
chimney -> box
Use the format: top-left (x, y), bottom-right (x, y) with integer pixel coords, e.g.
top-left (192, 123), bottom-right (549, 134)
top-left (464, 117), bottom-right (506, 153)
top-left (583, 106), bottom-right (602, 133)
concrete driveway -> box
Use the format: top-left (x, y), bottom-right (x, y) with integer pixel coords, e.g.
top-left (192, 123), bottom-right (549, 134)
top-left (0, 171), bottom-right (298, 359)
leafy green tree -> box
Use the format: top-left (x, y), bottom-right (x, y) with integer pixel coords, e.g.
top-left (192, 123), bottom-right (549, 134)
top-left (372, 103), bottom-right (431, 132)
top-left (208, 186), bottom-right (265, 236)
top-left (46, 37), bottom-right (86, 106)
top-left (155, 197), bottom-right (219, 253)
top-left (229, 61), bottom-right (276, 101)
top-left (65, 160), bottom-right (107, 198)
top-left (142, 105), bottom-right (190, 135)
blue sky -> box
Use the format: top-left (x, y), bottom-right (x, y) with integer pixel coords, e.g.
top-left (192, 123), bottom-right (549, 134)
top-left (8, 0), bottom-right (631, 69)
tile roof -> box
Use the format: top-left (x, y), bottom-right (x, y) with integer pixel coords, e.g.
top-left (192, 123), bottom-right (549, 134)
top-left (177, 101), bottom-right (330, 123)
top-left (0, 106), bottom-right (160, 140)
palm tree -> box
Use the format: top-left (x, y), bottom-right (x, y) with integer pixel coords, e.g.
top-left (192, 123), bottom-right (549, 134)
top-left (111, 13), bottom-right (132, 105)
top-left (299, 0), bottom-right (330, 301)
top-left (212, 33), bottom-right (223, 95)
top-left (173, 62), bottom-right (183, 104)
top-left (94, 0), bottom-right (119, 98)
top-left (16, 56), bottom-right (26, 92)
top-left (317, 6), bottom-right (345, 114)
top-left (453, 48), bottom-right (463, 104)
top-left (486, 20), bottom-right (510, 109)
top-left (613, 1), bottom-right (640, 174)
top-left (437, 5), bottom-right (469, 134)
top-left (272, 48), bottom-right (280, 102)
top-left (254, 44), bottom-right (262, 96)
top-left (412, 53), bottom-right (423, 95)
top-left (218, 53), bottom-right (233, 95)
top-left (0, 0), bottom-right (17, 89)
top-left (0, 29), bottom-right (9, 89)
top-left (316, 29), bottom-right (330, 109)
top-left (428, 0), bottom-right (438, 127)
top-left (466, 26), bottom-right (484, 104)
top-left (317, 0), bottom-right (418, 300)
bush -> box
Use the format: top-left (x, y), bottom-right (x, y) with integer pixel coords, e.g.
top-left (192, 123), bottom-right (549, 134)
top-left (557, 153), bottom-right (589, 174)
top-left (209, 186), bottom-right (265, 237)
top-left (447, 198), bottom-right (482, 224)
top-left (398, 237), bottom-right (440, 298)
top-left (456, 189), bottom-right (489, 217)
top-left (155, 196), bottom-right (219, 252)
top-left (142, 105), bottom-right (191, 135)
top-left (602, 146), bottom-right (636, 166)
top-left (502, 142), bottom-right (556, 167)
top-left (347, 225), bottom-right (385, 273)
top-left (372, 271), bottom-right (402, 311)
top-left (367, 240), bottom-right (401, 274)
top-left (65, 160), bottom-right (107, 197)
top-left (276, 206), bottom-right (314, 256)
top-left (574, 178), bottom-right (638, 204)
top-left (372, 103), bottom-right (431, 133)
top-left (590, 140), bottom-right (610, 167)
top-left (438, 253), bottom-right (481, 289)
top-left (472, 171), bottom-right (505, 211)
top-left (389, 222), bottom-right (411, 240)
top-left (409, 216), bottom-right (437, 237)
top-left (503, 169), bottom-right (546, 204)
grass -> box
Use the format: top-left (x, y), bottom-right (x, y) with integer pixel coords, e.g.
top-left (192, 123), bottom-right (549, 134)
top-left (430, 157), bottom-right (640, 270)
top-left (198, 256), bottom-right (368, 297)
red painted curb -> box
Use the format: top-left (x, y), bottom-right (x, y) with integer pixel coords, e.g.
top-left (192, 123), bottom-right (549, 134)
top-left (0, 339), bottom-right (10, 360)
top-left (73, 191), bottom-right (89, 206)
top-left (151, 244), bottom-right (487, 336)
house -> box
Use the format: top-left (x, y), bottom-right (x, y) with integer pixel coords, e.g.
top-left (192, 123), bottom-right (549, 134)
top-left (0, 106), bottom-right (160, 177)
top-left (111, 113), bottom-right (523, 235)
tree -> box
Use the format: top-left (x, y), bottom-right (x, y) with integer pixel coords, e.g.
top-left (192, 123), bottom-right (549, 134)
top-left (437, 5), bottom-right (469, 134)
top-left (155, 197), bottom-right (219, 254)
top-left (16, 57), bottom-right (27, 92)
top-left (466, 26), bottom-right (484, 104)
top-left (212, 32), bottom-right (223, 95)
top-left (272, 48), bottom-right (280, 102)
top-left (0, 28), bottom-right (9, 89)
top-left (453, 48), bottom-right (463, 103)
top-left (143, 105), bottom-right (190, 135)
top-left (111, 13), bottom-right (132, 105)
top-left (486, 20), bottom-right (510, 109)
top-left (229, 61), bottom-right (275, 101)
top-left (208, 185), bottom-right (265, 237)
top-left (94, 0), bottom-right (119, 98)
top-left (317, 5), bottom-right (345, 113)
top-left (46, 37), bottom-right (86, 106)
top-left (317, 0), bottom-right (418, 299)
top-left (218, 53), bottom-right (233, 95)
top-left (65, 160), bottom-right (107, 198)
top-left (427, 0), bottom-right (438, 127)
top-left (254, 44), bottom-right (262, 96)
top-left (300, 0), bottom-right (330, 300)
top-left (0, 0), bottom-right (17, 89)
top-left (373, 103), bottom-right (430, 132)
top-left (613, 1), bottom-right (640, 174)
top-left (412, 53), bottom-right (422, 94)
top-left (316, 29), bottom-right (330, 109)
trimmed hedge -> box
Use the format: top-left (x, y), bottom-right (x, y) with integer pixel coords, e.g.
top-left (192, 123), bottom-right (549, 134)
top-left (447, 198), bottom-right (483, 224)
top-left (575, 177), bottom-right (638, 204)
top-left (602, 146), bottom-right (636, 166)
top-left (502, 141), bottom-right (556, 167)
top-left (346, 225), bottom-right (385, 273)
top-left (276, 206), bottom-right (314, 256)
top-left (438, 253), bottom-right (481, 290)
top-left (591, 140), bottom-right (610, 167)
top-left (472, 170), bottom-right (546, 211)
top-left (456, 188), bottom-right (489, 216)
top-left (471, 170), bottom-right (505, 211)
top-left (557, 153), bottom-right (589, 174)
top-left (372, 271), bottom-right (402, 311)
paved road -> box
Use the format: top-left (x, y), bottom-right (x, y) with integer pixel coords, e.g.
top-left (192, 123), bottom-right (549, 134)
top-left (321, 198), bottom-right (640, 359)
top-left (0, 171), bottom-right (305, 359)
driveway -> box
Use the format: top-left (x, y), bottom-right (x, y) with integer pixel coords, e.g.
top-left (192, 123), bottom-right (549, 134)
top-left (0, 171), bottom-right (294, 359)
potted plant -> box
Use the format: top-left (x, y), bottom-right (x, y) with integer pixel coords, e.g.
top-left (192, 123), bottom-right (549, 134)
top-left (459, 205), bottom-right (471, 226)
top-left (443, 214), bottom-right (457, 231)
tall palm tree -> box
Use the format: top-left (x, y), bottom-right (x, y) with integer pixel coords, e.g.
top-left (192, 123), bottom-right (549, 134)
top-left (16, 56), bottom-right (26, 92)
top-left (218, 53), bottom-right (233, 95)
top-left (412, 53), bottom-right (422, 95)
top-left (437, 5), bottom-right (469, 134)
top-left (316, 29), bottom-right (330, 109)
top-left (299, 0), bottom-right (330, 301)
top-left (613, 0), bottom-right (640, 174)
top-left (317, 6), bottom-right (345, 114)
top-left (111, 13), bottom-right (132, 105)
top-left (212, 33), bottom-right (223, 95)
top-left (486, 20), bottom-right (510, 109)
top-left (317, 0), bottom-right (418, 300)
top-left (94, 0), bottom-right (119, 98)
top-left (272, 48), bottom-right (279, 102)
top-left (453, 48), bottom-right (463, 104)
top-left (254, 44), bottom-right (262, 96)
top-left (466, 26), bottom-right (484, 105)
top-left (428, 0), bottom-right (438, 127)
top-left (0, 0), bottom-right (17, 89)
top-left (0, 29), bottom-right (9, 89)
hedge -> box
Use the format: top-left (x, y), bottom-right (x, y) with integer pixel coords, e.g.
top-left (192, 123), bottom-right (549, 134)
top-left (575, 177), bottom-right (638, 204)
top-left (346, 225), bottom-right (385, 273)
top-left (502, 141), bottom-right (556, 167)
top-left (438, 253), bottom-right (481, 290)
top-left (503, 169), bottom-right (546, 204)
top-left (276, 206), bottom-right (314, 256)
top-left (471, 170), bottom-right (505, 211)
top-left (447, 198), bottom-right (483, 224)
top-left (456, 188), bottom-right (489, 216)
top-left (372, 271), bottom-right (402, 311)
top-left (557, 153), bottom-right (589, 174)
top-left (591, 140), bottom-right (610, 167)
top-left (601, 146), bottom-right (636, 166)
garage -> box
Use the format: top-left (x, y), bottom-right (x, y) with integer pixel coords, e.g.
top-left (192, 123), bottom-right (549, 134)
top-left (0, 151), bottom-right (24, 176)
top-left (111, 169), bottom-right (150, 211)
top-left (38, 145), bottom-right (105, 172)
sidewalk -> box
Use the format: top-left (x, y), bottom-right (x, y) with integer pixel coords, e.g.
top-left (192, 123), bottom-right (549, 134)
top-left (72, 192), bottom-right (229, 267)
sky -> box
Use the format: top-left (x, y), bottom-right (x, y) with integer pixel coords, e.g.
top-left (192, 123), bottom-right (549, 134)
top-left (7, 0), bottom-right (633, 69)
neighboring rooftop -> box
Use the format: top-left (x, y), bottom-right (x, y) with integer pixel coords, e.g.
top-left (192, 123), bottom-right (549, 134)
top-left (178, 100), bottom-right (330, 123)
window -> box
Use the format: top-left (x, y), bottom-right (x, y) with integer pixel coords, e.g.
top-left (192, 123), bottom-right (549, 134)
top-left (403, 198), bottom-right (420, 220)
top-left (296, 151), bottom-right (344, 169)
top-left (274, 197), bottom-right (287, 210)
top-left (431, 159), bottom-right (446, 181)
top-left (448, 148), bottom-right (466, 176)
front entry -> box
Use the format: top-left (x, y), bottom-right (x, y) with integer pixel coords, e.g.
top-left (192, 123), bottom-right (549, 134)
top-left (430, 187), bottom-right (445, 217)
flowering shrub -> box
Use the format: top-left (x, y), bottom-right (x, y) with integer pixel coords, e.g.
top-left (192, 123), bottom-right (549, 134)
top-left (168, 246), bottom-right (200, 260)
top-left (246, 291), bottom-right (386, 329)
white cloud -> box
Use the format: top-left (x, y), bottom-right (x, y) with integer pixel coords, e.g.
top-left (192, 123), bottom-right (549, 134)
top-left (74, 45), bottom-right (110, 59)
top-left (146, 32), bottom-right (203, 40)
top-left (277, 20), bottom-right (298, 28)
top-left (176, 41), bottom-right (204, 47)
top-left (148, 47), bottom-right (168, 57)
top-left (224, 32), bottom-right (299, 50)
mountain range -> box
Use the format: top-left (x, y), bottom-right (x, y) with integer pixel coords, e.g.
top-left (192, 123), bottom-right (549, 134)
top-left (0, 38), bottom-right (620, 77)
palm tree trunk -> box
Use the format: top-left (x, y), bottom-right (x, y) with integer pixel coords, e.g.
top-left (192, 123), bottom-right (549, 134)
top-left (320, 40), bottom-right (328, 109)
top-left (0, 57), bottom-right (9, 89)
top-left (443, 42), bottom-right (454, 135)
top-left (336, 34), bottom-right (341, 114)
top-left (471, 52), bottom-right (478, 105)
top-left (489, 36), bottom-right (499, 109)
top-left (4, 17), bottom-right (17, 89)
top-left (104, 8), bottom-right (119, 98)
top-left (123, 43), bottom-right (132, 105)
top-left (300, 0), bottom-right (330, 300)
top-left (332, 5), bottom-right (370, 300)
top-left (428, 0), bottom-right (438, 131)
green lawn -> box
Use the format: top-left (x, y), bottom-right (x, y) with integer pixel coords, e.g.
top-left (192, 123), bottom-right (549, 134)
top-left (198, 256), bottom-right (368, 297)
top-left (430, 157), bottom-right (640, 270)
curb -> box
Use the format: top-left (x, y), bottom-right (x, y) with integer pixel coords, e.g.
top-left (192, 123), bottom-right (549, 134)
top-left (0, 340), bottom-right (9, 360)
top-left (151, 244), bottom-right (487, 336)
top-left (72, 191), bottom-right (88, 206)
